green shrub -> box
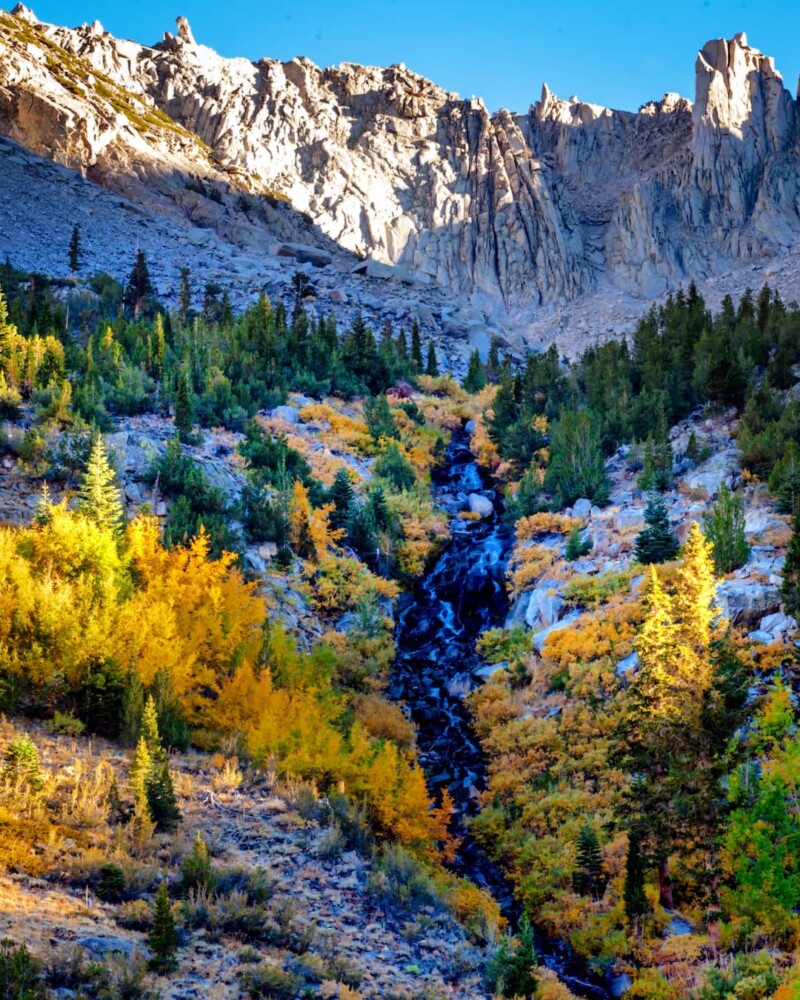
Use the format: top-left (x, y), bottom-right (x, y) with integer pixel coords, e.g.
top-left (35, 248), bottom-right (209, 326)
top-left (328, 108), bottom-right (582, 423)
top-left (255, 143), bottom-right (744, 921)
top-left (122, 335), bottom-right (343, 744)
top-left (47, 711), bottom-right (85, 737)
top-left (563, 571), bottom-right (631, 606)
top-left (96, 863), bottom-right (126, 902)
top-left (0, 939), bottom-right (47, 999)
top-left (3, 735), bottom-right (45, 791)
top-left (367, 844), bottom-right (440, 913)
top-left (181, 832), bottom-right (217, 895)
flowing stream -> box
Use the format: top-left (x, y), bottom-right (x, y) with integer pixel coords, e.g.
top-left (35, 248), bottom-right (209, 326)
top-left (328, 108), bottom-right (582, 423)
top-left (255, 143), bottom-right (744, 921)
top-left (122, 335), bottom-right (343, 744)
top-left (389, 433), bottom-right (610, 998)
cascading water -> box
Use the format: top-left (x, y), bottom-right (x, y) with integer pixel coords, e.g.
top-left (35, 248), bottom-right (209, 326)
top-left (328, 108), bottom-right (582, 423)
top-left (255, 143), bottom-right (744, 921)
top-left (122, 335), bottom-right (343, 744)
top-left (390, 432), bottom-right (610, 998)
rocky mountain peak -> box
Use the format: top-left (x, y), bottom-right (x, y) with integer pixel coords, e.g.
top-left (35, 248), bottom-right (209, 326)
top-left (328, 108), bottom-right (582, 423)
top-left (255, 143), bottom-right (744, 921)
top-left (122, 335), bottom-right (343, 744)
top-left (10, 3), bottom-right (37, 22)
top-left (0, 16), bottom-right (799, 347)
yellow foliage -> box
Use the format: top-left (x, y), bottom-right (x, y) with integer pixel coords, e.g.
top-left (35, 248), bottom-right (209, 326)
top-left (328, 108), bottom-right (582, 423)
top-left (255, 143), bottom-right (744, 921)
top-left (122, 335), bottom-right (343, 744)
top-left (517, 512), bottom-right (580, 540)
top-left (305, 555), bottom-right (399, 616)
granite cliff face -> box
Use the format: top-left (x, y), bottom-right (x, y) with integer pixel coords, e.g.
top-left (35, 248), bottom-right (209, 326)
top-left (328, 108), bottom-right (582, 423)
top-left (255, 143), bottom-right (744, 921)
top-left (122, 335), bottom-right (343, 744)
top-left (1, 7), bottom-right (800, 345)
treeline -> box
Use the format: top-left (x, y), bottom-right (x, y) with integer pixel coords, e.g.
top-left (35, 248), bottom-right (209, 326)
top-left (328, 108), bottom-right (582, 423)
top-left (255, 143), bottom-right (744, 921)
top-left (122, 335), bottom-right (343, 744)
top-left (471, 283), bottom-right (800, 513)
top-left (0, 254), bottom-right (440, 434)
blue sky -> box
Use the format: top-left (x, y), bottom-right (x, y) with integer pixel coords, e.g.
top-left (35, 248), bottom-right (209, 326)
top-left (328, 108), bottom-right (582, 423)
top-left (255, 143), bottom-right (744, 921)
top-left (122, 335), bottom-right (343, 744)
top-left (20, 1), bottom-right (800, 113)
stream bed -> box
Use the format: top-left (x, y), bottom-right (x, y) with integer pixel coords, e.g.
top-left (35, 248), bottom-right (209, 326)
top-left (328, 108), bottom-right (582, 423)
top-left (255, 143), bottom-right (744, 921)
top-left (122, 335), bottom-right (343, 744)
top-left (389, 434), bottom-right (610, 998)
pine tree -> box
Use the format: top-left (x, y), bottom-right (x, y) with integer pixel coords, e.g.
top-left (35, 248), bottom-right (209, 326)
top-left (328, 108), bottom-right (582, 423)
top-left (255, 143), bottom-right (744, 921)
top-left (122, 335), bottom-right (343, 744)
top-left (174, 370), bottom-right (194, 442)
top-left (634, 492), bottom-right (678, 564)
top-left (565, 523), bottom-right (592, 561)
top-left (462, 350), bottom-right (486, 393)
top-left (487, 338), bottom-right (501, 382)
top-left (146, 762), bottom-right (181, 832)
top-left (623, 831), bottom-right (649, 925)
top-left (572, 821), bottom-right (606, 897)
top-left (425, 340), bottom-right (439, 377)
top-left (327, 467), bottom-right (355, 532)
top-left (123, 249), bottom-right (154, 317)
top-left (702, 483), bottom-right (749, 574)
top-left (181, 831), bottom-right (216, 894)
top-left (178, 267), bottom-right (191, 325)
top-left (410, 319), bottom-right (423, 372)
top-left (364, 394), bottom-right (398, 442)
top-left (34, 483), bottom-right (53, 526)
top-left (782, 502), bottom-right (800, 616)
top-left (78, 435), bottom-right (124, 534)
top-left (68, 224), bottom-right (82, 274)
top-left (148, 883), bottom-right (178, 971)
top-left (4, 734), bottom-right (44, 791)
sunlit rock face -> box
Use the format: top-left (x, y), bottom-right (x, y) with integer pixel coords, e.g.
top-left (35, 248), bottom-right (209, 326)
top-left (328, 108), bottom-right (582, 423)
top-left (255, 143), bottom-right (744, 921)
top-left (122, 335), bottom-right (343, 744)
top-left (1, 11), bottom-right (800, 339)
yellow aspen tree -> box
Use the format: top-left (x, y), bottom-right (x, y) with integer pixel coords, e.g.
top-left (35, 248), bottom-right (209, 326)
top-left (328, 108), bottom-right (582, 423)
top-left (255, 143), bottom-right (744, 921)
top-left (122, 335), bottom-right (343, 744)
top-left (289, 480), bottom-right (313, 557)
top-left (673, 521), bottom-right (720, 650)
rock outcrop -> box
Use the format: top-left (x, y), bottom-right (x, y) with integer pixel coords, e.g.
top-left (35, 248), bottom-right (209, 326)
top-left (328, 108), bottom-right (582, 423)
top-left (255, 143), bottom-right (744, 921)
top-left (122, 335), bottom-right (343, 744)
top-left (1, 10), bottom-right (800, 344)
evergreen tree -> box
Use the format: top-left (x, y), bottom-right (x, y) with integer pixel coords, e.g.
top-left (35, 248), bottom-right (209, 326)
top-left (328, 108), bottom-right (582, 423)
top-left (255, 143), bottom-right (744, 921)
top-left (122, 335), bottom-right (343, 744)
top-left (623, 831), bottom-right (649, 925)
top-left (487, 338), bottom-right (502, 382)
top-left (462, 350), bottom-right (486, 393)
top-left (174, 370), bottom-right (194, 442)
top-left (327, 467), bottom-right (355, 532)
top-left (78, 435), bottom-right (124, 534)
top-left (702, 483), bottom-right (749, 574)
top-left (782, 501), bottom-right (800, 616)
top-left (410, 319), bottom-right (423, 372)
top-left (178, 267), bottom-right (192, 325)
top-left (425, 340), bottom-right (439, 377)
top-left (68, 224), bottom-right (82, 274)
top-left (488, 911), bottom-right (538, 998)
top-left (634, 492), bottom-right (678, 564)
top-left (148, 883), bottom-right (178, 971)
top-left (181, 831), bottom-right (216, 894)
top-left (565, 523), bottom-right (592, 561)
top-left (146, 762), bottom-right (181, 832)
top-left (545, 408), bottom-right (609, 508)
top-left (123, 249), bottom-right (154, 317)
top-left (364, 394), bottom-right (398, 443)
top-left (769, 440), bottom-right (800, 514)
top-left (571, 821), bottom-right (606, 898)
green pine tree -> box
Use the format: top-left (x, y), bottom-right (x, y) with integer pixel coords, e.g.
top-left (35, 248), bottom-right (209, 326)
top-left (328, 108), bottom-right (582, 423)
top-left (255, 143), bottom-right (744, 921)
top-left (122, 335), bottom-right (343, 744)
top-left (364, 394), bottom-right (398, 443)
top-left (702, 483), bottom-right (749, 574)
top-left (4, 734), bottom-right (44, 791)
top-left (410, 319), bottom-right (423, 372)
top-left (634, 492), bottom-right (679, 564)
top-left (571, 821), bottom-right (606, 898)
top-left (565, 523), bottom-right (593, 561)
top-left (68, 224), bottom-right (82, 274)
top-left (78, 435), bottom-right (124, 534)
top-left (174, 370), bottom-right (194, 442)
top-left (328, 467), bottom-right (355, 532)
top-left (148, 882), bottom-right (178, 971)
top-left (425, 340), bottom-right (439, 377)
top-left (146, 762), bottom-right (181, 832)
top-left (181, 831), bottom-right (216, 894)
top-left (782, 502), bottom-right (800, 616)
top-left (462, 350), bottom-right (486, 393)
top-left (123, 249), bottom-right (154, 317)
top-left (623, 831), bottom-right (649, 926)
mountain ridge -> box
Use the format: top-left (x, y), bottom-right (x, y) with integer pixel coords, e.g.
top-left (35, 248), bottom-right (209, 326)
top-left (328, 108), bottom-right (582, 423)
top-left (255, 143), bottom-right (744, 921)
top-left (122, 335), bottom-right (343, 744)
top-left (2, 6), bottom-right (800, 352)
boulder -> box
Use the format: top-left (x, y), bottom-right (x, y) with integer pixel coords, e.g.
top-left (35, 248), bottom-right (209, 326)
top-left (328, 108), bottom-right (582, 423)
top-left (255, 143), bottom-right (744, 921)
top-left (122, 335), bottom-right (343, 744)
top-left (523, 585), bottom-right (564, 630)
top-left (277, 242), bottom-right (333, 267)
top-left (78, 937), bottom-right (139, 961)
top-left (468, 493), bottom-right (494, 518)
top-left (761, 613), bottom-right (796, 638)
top-left (270, 404), bottom-right (300, 424)
top-left (717, 580), bottom-right (782, 625)
top-left (572, 498), bottom-right (592, 519)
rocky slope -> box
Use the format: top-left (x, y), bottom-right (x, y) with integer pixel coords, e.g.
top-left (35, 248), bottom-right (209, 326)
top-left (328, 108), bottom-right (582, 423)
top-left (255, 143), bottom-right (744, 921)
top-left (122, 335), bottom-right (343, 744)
top-left (1, 7), bottom-right (800, 350)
